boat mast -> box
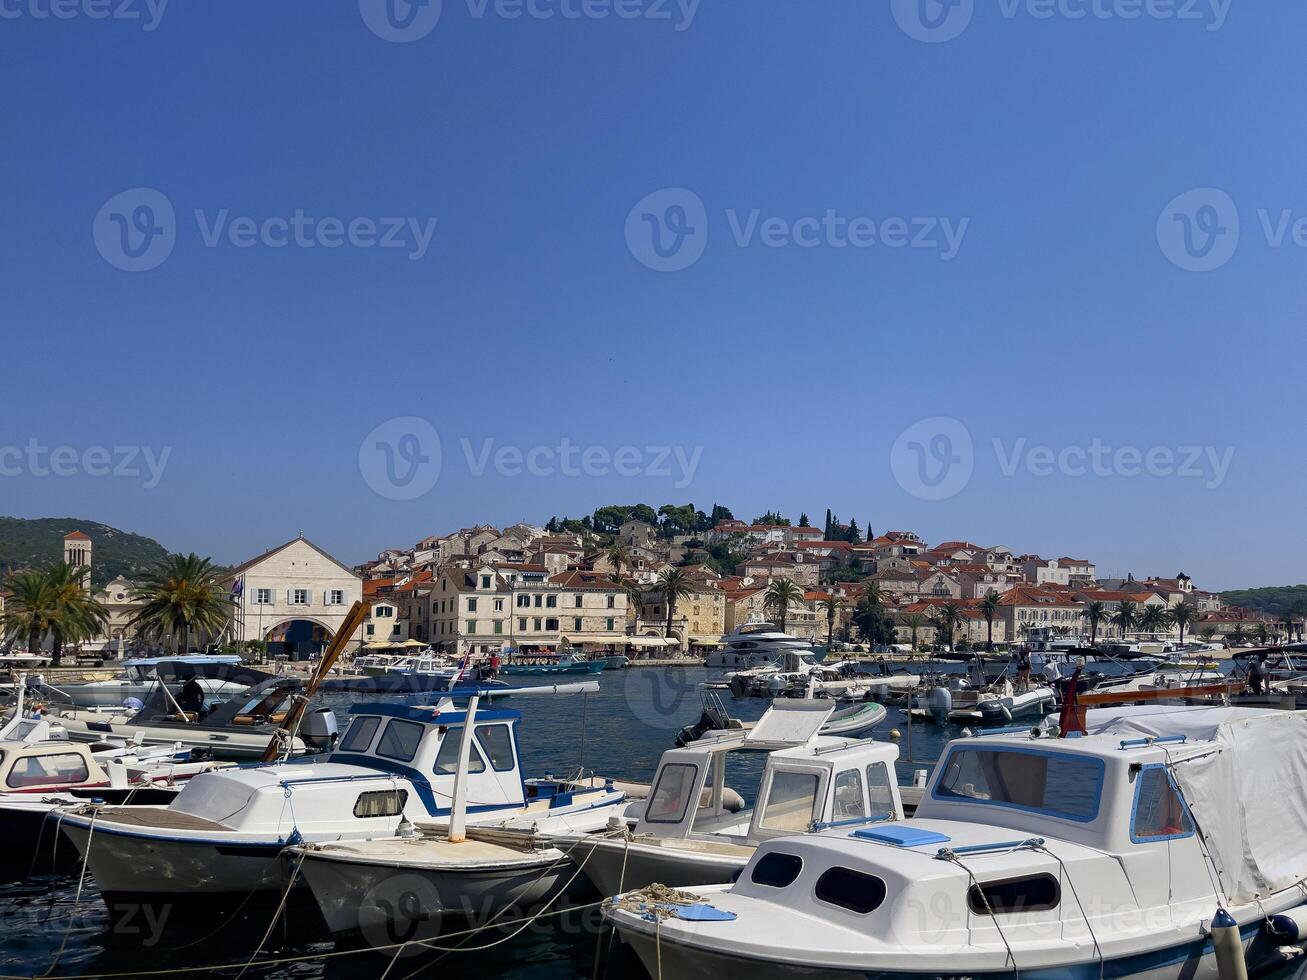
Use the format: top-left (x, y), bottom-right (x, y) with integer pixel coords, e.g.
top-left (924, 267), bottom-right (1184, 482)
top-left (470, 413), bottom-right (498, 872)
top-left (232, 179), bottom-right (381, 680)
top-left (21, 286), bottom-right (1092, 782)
top-left (447, 694), bottom-right (480, 844)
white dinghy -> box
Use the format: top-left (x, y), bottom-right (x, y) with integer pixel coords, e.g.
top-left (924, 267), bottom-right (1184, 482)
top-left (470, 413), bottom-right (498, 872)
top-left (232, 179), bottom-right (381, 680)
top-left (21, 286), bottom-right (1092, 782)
top-left (550, 699), bottom-right (904, 896)
top-left (608, 706), bottom-right (1307, 980)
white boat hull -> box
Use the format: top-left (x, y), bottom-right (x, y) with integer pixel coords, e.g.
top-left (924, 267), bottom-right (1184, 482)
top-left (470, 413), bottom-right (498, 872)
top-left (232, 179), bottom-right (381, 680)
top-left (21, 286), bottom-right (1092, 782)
top-left (563, 836), bottom-right (747, 895)
top-left (293, 842), bottom-right (576, 938)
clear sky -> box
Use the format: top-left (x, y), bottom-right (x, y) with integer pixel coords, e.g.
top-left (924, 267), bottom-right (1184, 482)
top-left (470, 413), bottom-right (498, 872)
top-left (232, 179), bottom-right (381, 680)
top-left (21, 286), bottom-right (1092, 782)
top-left (1, 0), bottom-right (1302, 591)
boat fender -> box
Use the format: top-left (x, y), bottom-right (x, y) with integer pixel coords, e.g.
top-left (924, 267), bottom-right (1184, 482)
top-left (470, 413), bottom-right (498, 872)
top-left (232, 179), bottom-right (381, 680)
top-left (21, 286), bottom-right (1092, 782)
top-left (1212, 908), bottom-right (1248, 980)
top-left (999, 703), bottom-right (1013, 723)
top-left (929, 687), bottom-right (953, 725)
top-left (1267, 906), bottom-right (1307, 942)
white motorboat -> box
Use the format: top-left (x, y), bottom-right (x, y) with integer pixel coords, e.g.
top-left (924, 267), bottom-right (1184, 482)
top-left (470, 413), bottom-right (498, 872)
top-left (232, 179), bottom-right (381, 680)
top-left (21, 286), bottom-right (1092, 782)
top-left (35, 654), bottom-right (246, 708)
top-left (550, 699), bottom-right (903, 896)
top-left (56, 697), bottom-right (626, 908)
top-left (52, 668), bottom-right (337, 759)
top-left (707, 623), bottom-right (820, 670)
top-left (608, 705), bottom-right (1307, 980)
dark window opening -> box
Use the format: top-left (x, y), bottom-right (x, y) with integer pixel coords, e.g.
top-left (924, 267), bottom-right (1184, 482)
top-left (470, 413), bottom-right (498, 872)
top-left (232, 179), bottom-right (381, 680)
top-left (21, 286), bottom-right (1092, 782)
top-left (750, 852), bottom-right (803, 888)
top-left (968, 874), bottom-right (1061, 914)
top-left (814, 867), bottom-right (886, 914)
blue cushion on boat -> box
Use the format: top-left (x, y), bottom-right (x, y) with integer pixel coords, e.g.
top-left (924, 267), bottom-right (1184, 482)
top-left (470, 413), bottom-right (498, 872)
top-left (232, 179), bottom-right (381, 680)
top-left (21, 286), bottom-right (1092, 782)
top-left (675, 904), bottom-right (737, 921)
top-left (851, 826), bottom-right (951, 847)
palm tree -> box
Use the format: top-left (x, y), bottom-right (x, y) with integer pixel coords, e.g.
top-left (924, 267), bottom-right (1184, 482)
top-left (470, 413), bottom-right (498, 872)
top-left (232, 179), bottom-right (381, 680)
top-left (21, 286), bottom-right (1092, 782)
top-left (818, 595), bottom-right (846, 649)
top-left (128, 553), bottom-right (234, 654)
top-left (1081, 601), bottom-right (1108, 645)
top-left (978, 590), bottom-right (1002, 652)
top-left (903, 613), bottom-right (925, 651)
top-left (654, 566), bottom-right (692, 644)
top-left (1170, 602), bottom-right (1196, 647)
top-left (1256, 623), bottom-right (1270, 646)
top-left (1, 569), bottom-right (57, 656)
top-left (1198, 626), bottom-right (1217, 643)
top-left (860, 581), bottom-right (885, 608)
top-left (764, 578), bottom-right (804, 634)
top-left (44, 562), bottom-right (108, 666)
top-left (617, 577), bottom-right (645, 632)
top-left (1111, 600), bottom-right (1138, 641)
top-left (605, 542), bottom-right (630, 581)
top-left (1018, 619), bottom-right (1037, 642)
top-left (1138, 605), bottom-right (1168, 638)
top-left (1227, 624), bottom-right (1249, 648)
top-left (936, 602), bottom-right (963, 651)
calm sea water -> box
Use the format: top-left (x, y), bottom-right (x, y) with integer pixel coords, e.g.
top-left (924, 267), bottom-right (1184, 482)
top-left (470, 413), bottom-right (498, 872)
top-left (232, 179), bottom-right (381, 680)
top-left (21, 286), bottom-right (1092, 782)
top-left (0, 665), bottom-right (1287, 980)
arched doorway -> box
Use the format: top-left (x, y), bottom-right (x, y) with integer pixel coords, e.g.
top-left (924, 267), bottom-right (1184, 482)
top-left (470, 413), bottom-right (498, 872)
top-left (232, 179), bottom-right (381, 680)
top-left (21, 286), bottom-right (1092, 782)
top-left (265, 619), bottom-right (333, 661)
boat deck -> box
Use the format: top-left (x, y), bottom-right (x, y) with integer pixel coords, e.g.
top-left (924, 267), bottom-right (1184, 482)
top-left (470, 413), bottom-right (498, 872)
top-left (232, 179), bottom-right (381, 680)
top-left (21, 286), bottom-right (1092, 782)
top-left (94, 808), bottom-right (232, 832)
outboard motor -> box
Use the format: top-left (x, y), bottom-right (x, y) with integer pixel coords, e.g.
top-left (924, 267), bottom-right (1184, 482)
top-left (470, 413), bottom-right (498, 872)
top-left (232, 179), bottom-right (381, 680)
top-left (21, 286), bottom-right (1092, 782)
top-left (301, 707), bottom-right (339, 750)
top-left (929, 686), bottom-right (953, 725)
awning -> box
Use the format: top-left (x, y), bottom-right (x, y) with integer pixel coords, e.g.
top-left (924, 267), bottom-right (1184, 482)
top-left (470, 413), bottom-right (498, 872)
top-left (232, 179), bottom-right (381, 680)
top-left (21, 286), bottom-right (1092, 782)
top-left (689, 635), bottom-right (725, 646)
top-left (626, 636), bottom-right (677, 648)
top-left (572, 634), bottom-right (630, 646)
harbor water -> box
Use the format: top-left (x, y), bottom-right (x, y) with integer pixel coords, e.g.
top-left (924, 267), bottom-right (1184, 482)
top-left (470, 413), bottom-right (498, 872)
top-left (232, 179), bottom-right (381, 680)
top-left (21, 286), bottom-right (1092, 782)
top-left (0, 665), bottom-right (1289, 980)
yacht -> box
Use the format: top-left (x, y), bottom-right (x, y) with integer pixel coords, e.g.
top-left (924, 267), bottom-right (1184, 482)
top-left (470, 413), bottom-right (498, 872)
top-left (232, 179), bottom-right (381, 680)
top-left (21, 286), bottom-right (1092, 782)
top-left (608, 705), bottom-right (1307, 980)
top-left (706, 623), bottom-right (819, 670)
top-left (34, 654), bottom-right (246, 708)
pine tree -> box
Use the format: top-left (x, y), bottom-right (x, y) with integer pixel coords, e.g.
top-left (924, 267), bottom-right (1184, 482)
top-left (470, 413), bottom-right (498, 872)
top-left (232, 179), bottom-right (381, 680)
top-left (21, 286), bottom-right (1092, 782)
top-left (846, 519), bottom-right (861, 544)
top-left (824, 509), bottom-right (833, 539)
top-left (798, 513), bottom-right (810, 527)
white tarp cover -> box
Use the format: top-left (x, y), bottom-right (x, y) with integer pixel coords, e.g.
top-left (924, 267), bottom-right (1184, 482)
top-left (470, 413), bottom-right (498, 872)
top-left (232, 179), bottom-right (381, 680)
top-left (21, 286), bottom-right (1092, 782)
top-left (1086, 707), bottom-right (1307, 904)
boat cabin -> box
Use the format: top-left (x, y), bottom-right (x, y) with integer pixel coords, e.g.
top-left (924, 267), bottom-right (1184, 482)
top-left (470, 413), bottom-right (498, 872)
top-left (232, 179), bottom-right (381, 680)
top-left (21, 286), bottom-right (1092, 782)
top-left (718, 707), bottom-right (1306, 961)
top-left (636, 700), bottom-right (903, 844)
top-left (0, 740), bottom-right (115, 793)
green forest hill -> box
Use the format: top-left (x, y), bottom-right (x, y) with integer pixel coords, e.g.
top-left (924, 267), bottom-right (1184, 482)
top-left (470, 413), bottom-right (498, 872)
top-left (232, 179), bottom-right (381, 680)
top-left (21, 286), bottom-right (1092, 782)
top-left (0, 517), bottom-right (172, 587)
top-left (1220, 585), bottom-right (1307, 616)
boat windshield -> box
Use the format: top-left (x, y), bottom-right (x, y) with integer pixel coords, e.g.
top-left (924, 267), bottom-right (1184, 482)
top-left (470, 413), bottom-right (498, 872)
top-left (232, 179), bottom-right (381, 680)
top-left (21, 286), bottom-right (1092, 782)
top-left (933, 747), bottom-right (1104, 822)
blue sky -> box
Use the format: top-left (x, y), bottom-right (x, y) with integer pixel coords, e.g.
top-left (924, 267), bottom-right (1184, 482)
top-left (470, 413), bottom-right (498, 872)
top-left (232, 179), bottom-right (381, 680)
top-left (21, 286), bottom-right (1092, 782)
top-left (1, 0), bottom-right (1302, 590)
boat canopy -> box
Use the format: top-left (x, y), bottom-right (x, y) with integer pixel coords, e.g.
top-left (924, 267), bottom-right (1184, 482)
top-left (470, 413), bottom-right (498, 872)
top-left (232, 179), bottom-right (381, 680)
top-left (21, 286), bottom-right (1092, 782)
top-left (1082, 706), bottom-right (1307, 904)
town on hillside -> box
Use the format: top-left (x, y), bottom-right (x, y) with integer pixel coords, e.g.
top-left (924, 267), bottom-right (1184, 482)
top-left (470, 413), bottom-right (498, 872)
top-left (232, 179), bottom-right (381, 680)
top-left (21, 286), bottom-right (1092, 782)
top-left (2, 508), bottom-right (1299, 661)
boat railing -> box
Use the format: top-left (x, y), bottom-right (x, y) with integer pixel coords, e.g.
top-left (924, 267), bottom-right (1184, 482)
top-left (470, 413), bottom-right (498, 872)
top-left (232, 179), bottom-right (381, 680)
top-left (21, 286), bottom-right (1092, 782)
top-left (810, 812), bottom-right (895, 833)
top-left (936, 838), bottom-right (1046, 859)
top-left (1118, 734), bottom-right (1187, 750)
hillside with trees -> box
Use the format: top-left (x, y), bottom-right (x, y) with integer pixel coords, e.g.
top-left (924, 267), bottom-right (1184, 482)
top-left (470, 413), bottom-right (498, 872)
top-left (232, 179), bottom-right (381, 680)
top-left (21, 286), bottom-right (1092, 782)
top-left (0, 517), bottom-right (172, 587)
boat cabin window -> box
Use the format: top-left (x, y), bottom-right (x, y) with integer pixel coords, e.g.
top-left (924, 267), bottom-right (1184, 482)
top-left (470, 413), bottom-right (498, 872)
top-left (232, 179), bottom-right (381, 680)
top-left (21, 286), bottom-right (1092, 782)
top-left (866, 763), bottom-right (895, 817)
top-left (814, 867), bottom-right (886, 915)
top-left (339, 716), bottom-right (382, 754)
top-left (433, 729), bottom-right (487, 775)
top-left (645, 763), bottom-right (698, 824)
top-left (353, 789), bottom-right (409, 818)
top-left (968, 874), bottom-right (1060, 914)
top-left (934, 748), bottom-right (1104, 822)
top-left (759, 771), bottom-right (820, 833)
top-left (8, 753), bottom-right (89, 789)
top-left (750, 852), bottom-right (803, 888)
top-left (375, 720), bottom-right (426, 763)
top-left (832, 769), bottom-right (865, 822)
top-left (474, 724), bottom-right (516, 772)
top-left (1131, 766), bottom-right (1194, 842)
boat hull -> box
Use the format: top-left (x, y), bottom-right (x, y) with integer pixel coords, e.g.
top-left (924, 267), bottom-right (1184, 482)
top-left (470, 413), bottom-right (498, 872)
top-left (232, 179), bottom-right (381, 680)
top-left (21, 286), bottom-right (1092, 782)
top-left (501, 661), bottom-right (605, 676)
top-left (567, 837), bottom-right (746, 896)
top-left (294, 847), bottom-right (576, 939)
top-left (617, 919), bottom-right (1269, 980)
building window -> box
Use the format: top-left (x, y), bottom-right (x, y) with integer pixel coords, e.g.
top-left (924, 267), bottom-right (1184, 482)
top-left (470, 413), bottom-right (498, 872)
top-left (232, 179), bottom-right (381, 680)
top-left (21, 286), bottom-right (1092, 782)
top-left (494, 599), bottom-right (504, 612)
top-left (366, 624), bottom-right (375, 637)
top-left (467, 598), bottom-right (478, 613)
top-left (493, 620), bottom-right (503, 635)
top-left (606, 618), bottom-right (615, 631)
top-left (574, 618), bottom-right (583, 631)
top-left (375, 606), bottom-right (392, 618)
top-left (480, 575), bottom-right (491, 589)
top-left (534, 595), bottom-right (543, 608)
top-left (467, 620), bottom-right (477, 634)
top-left (546, 595), bottom-right (557, 609)
top-left (575, 595), bottom-right (584, 608)
top-left (533, 617), bottom-right (542, 631)
top-left (518, 618), bottom-right (527, 631)
top-left (517, 594), bottom-right (530, 608)
top-left (329, 589), bottom-right (346, 605)
top-left (607, 595), bottom-right (616, 609)
top-left (291, 589), bottom-right (309, 605)
top-left (255, 588), bottom-right (273, 605)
